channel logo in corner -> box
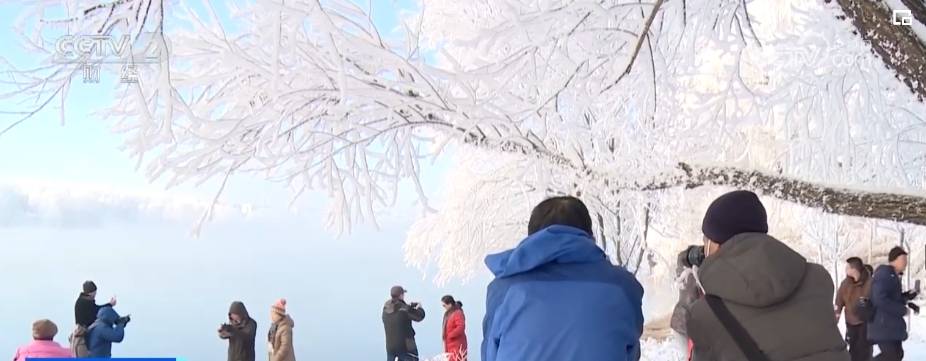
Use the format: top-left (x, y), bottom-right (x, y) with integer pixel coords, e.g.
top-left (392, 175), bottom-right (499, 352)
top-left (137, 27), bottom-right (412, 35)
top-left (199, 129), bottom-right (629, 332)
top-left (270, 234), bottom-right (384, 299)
top-left (892, 9), bottom-right (913, 26)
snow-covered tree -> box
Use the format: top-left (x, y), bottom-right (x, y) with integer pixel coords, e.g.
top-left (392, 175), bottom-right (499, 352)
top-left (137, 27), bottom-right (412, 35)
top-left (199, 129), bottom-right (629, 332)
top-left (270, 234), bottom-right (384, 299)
top-left (3, 0), bottom-right (926, 280)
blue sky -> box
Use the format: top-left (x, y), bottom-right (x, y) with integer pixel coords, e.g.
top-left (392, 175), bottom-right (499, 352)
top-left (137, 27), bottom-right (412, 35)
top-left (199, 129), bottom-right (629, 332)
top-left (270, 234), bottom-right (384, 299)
top-left (0, 1), bottom-right (490, 360)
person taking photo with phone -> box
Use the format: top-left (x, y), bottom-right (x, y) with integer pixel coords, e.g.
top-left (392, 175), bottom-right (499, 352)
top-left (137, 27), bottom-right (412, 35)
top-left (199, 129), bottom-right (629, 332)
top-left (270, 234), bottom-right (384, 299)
top-left (383, 286), bottom-right (425, 361)
top-left (219, 301), bottom-right (257, 361)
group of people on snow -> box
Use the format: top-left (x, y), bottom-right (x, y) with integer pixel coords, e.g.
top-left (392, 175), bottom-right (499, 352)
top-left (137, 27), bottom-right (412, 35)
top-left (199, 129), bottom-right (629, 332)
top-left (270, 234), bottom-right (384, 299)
top-left (381, 287), bottom-right (469, 361)
top-left (833, 249), bottom-right (919, 361)
top-left (9, 190), bottom-right (923, 361)
top-left (12, 281), bottom-right (129, 360)
top-left (481, 190), bottom-right (921, 361)
top-left (667, 191), bottom-right (920, 361)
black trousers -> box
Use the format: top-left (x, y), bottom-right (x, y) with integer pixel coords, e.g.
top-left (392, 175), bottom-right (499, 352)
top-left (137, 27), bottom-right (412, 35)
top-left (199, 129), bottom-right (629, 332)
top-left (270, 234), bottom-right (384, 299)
top-left (874, 341), bottom-right (904, 361)
top-left (846, 323), bottom-right (873, 361)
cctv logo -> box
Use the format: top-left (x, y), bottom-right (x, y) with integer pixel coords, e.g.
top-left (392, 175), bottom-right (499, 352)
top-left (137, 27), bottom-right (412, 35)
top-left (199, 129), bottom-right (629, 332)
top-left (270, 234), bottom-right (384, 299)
top-left (892, 10), bottom-right (913, 26)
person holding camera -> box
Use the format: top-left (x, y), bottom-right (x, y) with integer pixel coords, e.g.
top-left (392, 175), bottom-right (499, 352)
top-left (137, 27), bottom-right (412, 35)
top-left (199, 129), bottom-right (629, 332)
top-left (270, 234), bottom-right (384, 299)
top-left (868, 246), bottom-right (917, 361)
top-left (685, 190), bottom-right (848, 361)
top-left (383, 286), bottom-right (425, 361)
top-left (219, 301), bottom-right (257, 361)
top-left (86, 306), bottom-right (129, 358)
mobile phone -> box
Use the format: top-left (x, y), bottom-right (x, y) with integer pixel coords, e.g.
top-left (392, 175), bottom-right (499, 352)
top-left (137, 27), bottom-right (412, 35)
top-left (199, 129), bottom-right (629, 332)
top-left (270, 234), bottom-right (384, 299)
top-left (915, 280), bottom-right (921, 294)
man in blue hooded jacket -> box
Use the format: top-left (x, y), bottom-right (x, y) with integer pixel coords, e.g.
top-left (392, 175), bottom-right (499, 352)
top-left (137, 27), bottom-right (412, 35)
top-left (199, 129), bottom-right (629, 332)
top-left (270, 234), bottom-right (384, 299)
top-left (87, 306), bottom-right (129, 358)
top-left (869, 246), bottom-right (916, 361)
top-left (482, 196), bottom-right (644, 361)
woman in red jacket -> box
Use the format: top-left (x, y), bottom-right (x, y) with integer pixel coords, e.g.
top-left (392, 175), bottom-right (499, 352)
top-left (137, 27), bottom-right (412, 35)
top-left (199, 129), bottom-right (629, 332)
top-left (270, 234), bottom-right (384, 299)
top-left (441, 295), bottom-right (468, 361)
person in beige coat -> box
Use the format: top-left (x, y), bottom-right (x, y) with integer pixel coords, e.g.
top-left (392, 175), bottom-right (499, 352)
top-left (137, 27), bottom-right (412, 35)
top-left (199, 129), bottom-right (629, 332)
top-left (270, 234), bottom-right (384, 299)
top-left (268, 299), bottom-right (295, 361)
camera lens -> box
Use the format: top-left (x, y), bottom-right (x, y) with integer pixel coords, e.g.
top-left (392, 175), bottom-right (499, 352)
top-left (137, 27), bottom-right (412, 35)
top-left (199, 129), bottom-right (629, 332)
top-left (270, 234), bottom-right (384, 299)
top-left (685, 245), bottom-right (705, 268)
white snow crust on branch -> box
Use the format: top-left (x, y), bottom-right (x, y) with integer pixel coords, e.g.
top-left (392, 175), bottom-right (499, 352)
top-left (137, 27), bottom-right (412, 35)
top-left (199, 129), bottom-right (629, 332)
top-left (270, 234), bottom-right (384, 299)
top-left (3, 0), bottom-right (926, 280)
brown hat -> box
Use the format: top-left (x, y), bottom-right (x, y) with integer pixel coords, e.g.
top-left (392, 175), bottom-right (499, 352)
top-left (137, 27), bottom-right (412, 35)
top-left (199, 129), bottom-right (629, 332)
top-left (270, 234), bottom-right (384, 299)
top-left (32, 319), bottom-right (58, 340)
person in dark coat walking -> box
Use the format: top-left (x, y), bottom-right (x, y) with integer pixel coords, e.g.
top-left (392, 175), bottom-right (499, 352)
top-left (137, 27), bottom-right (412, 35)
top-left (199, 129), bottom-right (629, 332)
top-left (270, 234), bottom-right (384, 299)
top-left (835, 257), bottom-right (873, 361)
top-left (219, 301), bottom-right (257, 361)
top-left (383, 286), bottom-right (425, 361)
top-left (869, 246), bottom-right (916, 361)
top-left (686, 191), bottom-right (849, 361)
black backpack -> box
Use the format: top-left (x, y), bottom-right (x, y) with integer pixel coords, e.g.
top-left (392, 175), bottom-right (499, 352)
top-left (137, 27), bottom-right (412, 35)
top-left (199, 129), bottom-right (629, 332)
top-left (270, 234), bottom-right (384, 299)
top-left (855, 297), bottom-right (876, 322)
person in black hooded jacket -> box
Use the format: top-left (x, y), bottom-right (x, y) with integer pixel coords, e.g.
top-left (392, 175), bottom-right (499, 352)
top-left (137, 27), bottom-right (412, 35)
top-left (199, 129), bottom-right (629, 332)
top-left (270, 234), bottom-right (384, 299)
top-left (219, 301), bottom-right (257, 361)
top-left (383, 286), bottom-right (425, 361)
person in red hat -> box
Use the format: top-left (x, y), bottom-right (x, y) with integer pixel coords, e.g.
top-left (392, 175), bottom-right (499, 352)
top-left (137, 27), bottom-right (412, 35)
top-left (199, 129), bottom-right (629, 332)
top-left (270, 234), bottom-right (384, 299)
top-left (268, 299), bottom-right (295, 361)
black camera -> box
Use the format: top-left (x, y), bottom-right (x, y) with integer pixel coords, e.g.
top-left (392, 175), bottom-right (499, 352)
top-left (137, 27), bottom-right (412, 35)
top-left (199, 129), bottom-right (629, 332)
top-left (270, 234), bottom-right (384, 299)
top-left (683, 245), bottom-right (705, 268)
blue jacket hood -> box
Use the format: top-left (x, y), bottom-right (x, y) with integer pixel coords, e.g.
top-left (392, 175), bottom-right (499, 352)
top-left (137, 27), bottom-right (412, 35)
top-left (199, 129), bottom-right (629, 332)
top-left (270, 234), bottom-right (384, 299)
top-left (485, 225), bottom-right (605, 278)
top-left (96, 306), bottom-right (119, 325)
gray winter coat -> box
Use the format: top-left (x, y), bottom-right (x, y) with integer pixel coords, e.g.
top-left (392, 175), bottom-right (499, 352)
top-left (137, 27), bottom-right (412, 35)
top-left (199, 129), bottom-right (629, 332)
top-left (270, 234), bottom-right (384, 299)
top-left (687, 233), bottom-right (849, 361)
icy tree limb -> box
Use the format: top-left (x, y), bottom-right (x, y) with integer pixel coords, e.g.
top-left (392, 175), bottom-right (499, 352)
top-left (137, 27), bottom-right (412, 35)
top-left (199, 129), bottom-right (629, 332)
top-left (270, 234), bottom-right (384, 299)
top-left (643, 163), bottom-right (926, 226)
top-left (831, 0), bottom-right (926, 101)
top-left (601, 0), bottom-right (666, 93)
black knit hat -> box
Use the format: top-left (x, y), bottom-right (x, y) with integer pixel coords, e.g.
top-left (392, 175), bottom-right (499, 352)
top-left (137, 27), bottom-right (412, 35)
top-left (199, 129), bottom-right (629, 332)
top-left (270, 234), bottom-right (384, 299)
top-left (82, 281), bottom-right (97, 294)
top-left (702, 190), bottom-right (769, 244)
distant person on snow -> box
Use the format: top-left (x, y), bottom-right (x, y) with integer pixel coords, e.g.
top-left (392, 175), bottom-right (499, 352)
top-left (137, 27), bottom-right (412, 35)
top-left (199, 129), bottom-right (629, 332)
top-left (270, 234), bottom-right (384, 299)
top-left (71, 281), bottom-right (116, 357)
top-left (219, 301), bottom-right (257, 361)
top-left (685, 190), bottom-right (848, 361)
top-left (383, 286), bottom-right (426, 361)
top-left (75, 281), bottom-right (117, 328)
top-left (268, 299), bottom-right (295, 361)
top-left (441, 295), bottom-right (468, 361)
top-left (86, 306), bottom-right (130, 358)
top-left (835, 257), bottom-right (873, 361)
top-left (481, 196), bottom-right (644, 361)
top-left (869, 246), bottom-right (917, 361)
top-left (13, 319), bottom-right (73, 361)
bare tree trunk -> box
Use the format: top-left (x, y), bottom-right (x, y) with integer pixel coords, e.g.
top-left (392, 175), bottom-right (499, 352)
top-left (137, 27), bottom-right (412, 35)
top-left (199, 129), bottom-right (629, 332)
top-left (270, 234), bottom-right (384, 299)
top-left (830, 0), bottom-right (926, 101)
top-left (597, 212), bottom-right (608, 253)
top-left (633, 205), bottom-right (652, 275)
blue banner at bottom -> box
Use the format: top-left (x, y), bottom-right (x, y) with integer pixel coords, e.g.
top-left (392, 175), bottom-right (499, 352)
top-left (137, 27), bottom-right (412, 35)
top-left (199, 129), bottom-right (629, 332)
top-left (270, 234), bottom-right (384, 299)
top-left (27, 359), bottom-right (180, 361)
